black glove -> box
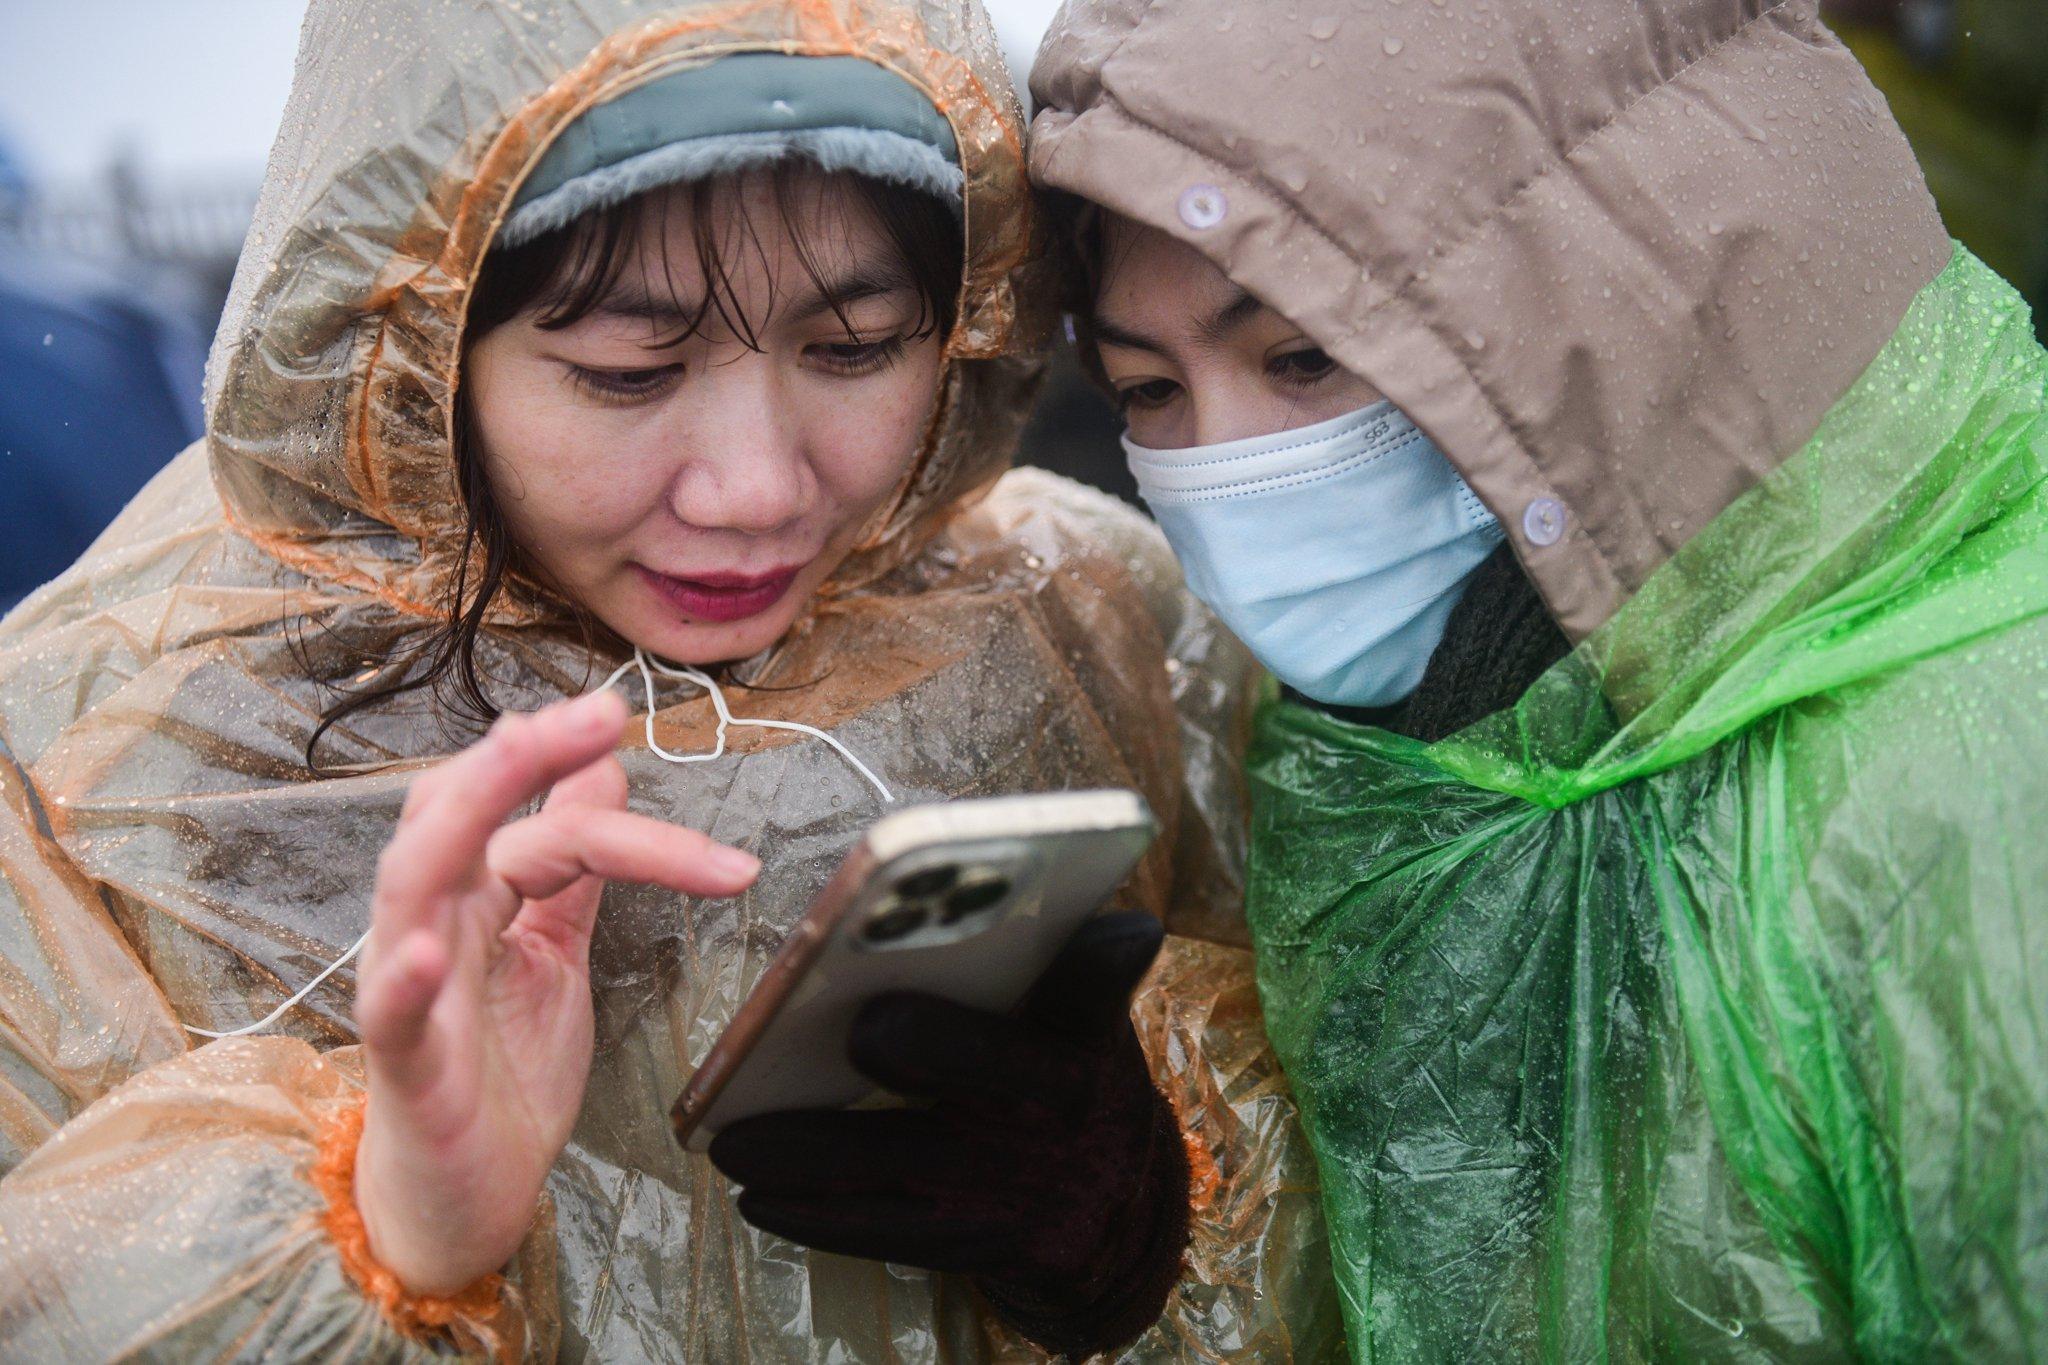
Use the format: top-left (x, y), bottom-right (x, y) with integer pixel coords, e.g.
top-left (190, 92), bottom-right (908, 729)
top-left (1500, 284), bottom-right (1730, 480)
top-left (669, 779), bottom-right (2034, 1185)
top-left (708, 911), bottom-right (1192, 1361)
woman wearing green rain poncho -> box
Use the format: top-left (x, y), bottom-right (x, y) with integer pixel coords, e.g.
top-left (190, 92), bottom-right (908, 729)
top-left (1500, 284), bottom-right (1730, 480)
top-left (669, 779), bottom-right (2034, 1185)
top-left (1031, 0), bottom-right (2048, 1356)
top-left (0, 0), bottom-right (1347, 1360)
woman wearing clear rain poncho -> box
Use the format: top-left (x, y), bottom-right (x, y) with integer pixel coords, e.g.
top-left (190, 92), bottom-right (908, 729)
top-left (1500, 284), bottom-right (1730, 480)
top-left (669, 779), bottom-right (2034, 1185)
top-left (1031, 0), bottom-right (2048, 1356)
top-left (0, 1), bottom-right (1343, 1360)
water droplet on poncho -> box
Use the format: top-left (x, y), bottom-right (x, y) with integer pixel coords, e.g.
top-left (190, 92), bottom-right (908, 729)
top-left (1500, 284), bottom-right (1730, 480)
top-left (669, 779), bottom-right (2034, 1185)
top-left (1383, 36), bottom-right (1406, 55)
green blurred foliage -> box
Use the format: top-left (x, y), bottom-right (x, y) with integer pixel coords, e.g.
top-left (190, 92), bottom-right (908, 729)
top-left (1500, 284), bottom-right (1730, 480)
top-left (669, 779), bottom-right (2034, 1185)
top-left (1824, 0), bottom-right (2048, 334)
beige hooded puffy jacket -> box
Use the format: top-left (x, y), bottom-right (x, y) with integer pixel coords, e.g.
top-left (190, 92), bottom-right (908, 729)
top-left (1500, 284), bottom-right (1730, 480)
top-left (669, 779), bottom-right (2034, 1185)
top-left (1029, 0), bottom-right (1949, 650)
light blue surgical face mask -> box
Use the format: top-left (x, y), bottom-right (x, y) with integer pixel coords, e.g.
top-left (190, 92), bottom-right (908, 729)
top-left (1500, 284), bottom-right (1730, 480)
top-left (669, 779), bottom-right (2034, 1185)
top-left (1124, 400), bottom-right (1505, 708)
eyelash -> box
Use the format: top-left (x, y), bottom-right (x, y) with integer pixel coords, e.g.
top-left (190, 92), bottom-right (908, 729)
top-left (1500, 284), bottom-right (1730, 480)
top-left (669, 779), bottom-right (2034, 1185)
top-left (567, 363), bottom-right (683, 404)
top-left (1269, 348), bottom-right (1339, 387)
top-left (1116, 379), bottom-right (1181, 414)
top-left (1114, 348), bottom-right (1339, 414)
top-left (810, 335), bottom-right (909, 376)
top-left (563, 334), bottom-right (910, 404)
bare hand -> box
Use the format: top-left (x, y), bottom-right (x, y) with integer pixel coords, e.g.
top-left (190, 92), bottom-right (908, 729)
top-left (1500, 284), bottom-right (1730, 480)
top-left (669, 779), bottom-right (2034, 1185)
top-left (353, 690), bottom-right (759, 1294)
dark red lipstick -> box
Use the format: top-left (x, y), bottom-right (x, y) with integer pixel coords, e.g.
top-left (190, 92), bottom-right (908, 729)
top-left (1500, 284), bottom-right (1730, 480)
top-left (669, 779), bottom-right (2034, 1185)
top-left (637, 564), bottom-right (803, 624)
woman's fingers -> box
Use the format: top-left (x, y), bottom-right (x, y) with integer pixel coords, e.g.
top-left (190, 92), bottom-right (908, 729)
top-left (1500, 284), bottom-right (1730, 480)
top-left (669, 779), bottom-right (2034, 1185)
top-left (733, 1191), bottom-right (1006, 1276)
top-left (847, 993), bottom-right (1084, 1115)
top-left (488, 753), bottom-right (633, 949)
top-left (356, 928), bottom-right (452, 1092)
top-left (710, 1108), bottom-right (980, 1199)
top-left (1018, 911), bottom-right (1164, 1041)
top-left (543, 745), bottom-right (630, 814)
top-left (486, 805), bottom-right (761, 908)
top-left (375, 691), bottom-right (629, 924)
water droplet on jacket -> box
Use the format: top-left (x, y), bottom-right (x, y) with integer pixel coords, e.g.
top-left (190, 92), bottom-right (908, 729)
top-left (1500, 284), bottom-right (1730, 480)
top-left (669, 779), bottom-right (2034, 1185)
top-left (1383, 36), bottom-right (1405, 55)
top-left (1310, 15), bottom-right (1341, 39)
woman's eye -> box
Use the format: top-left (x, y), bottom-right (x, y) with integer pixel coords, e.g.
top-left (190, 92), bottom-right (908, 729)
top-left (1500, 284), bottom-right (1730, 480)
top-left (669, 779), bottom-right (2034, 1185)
top-left (811, 336), bottom-right (908, 375)
top-left (1269, 347), bottom-right (1339, 387)
top-left (1116, 378), bottom-right (1181, 413)
top-left (568, 363), bottom-right (683, 401)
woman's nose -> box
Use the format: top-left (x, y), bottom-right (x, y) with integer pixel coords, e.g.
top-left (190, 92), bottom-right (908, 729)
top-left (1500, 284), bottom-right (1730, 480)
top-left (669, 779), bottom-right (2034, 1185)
top-left (664, 369), bottom-right (815, 535)
top-left (1189, 378), bottom-right (1288, 448)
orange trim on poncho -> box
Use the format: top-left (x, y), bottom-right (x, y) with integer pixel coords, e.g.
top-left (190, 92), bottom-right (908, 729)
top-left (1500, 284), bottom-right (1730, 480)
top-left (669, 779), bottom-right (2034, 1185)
top-left (1179, 1107), bottom-right (1221, 1217)
top-left (310, 1097), bottom-right (515, 1360)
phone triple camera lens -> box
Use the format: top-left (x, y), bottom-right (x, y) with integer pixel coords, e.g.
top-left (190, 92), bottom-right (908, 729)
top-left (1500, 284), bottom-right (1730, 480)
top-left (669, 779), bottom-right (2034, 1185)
top-left (863, 901), bottom-right (929, 944)
top-left (893, 866), bottom-right (958, 899)
top-left (863, 862), bottom-right (1016, 945)
top-left (939, 876), bottom-right (1010, 923)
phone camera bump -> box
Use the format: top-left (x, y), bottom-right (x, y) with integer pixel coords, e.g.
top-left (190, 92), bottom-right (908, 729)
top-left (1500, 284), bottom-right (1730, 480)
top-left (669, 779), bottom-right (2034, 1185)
top-left (893, 865), bottom-right (959, 899)
top-left (940, 876), bottom-right (1011, 924)
top-left (863, 900), bottom-right (929, 945)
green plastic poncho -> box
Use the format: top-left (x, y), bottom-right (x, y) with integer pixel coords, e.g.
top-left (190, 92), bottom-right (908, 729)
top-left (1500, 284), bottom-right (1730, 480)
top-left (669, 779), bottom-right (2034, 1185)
top-left (1248, 248), bottom-right (2048, 1359)
top-left (1028, 0), bottom-right (2048, 1354)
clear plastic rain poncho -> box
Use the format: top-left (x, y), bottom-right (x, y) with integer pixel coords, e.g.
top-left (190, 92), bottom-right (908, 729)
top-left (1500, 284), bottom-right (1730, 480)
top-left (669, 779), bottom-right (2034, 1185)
top-left (1027, 0), bottom-right (2048, 1355)
top-left (0, 0), bottom-right (1339, 1358)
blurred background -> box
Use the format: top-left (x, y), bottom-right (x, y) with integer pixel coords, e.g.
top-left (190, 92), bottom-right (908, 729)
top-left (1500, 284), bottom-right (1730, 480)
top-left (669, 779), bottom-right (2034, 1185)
top-left (0, 0), bottom-right (2041, 611)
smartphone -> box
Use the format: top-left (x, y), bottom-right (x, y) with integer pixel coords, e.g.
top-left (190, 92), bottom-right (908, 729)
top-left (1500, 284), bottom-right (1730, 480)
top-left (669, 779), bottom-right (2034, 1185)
top-left (671, 789), bottom-right (1158, 1150)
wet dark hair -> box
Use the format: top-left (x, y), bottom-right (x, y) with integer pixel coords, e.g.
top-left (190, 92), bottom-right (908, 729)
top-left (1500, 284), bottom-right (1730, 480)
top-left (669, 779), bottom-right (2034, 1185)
top-left (1041, 190), bottom-right (1124, 394)
top-left (305, 164), bottom-right (964, 769)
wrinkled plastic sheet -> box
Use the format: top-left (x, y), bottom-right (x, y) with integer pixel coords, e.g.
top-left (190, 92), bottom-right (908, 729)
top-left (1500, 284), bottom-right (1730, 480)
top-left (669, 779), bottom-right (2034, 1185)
top-left (0, 0), bottom-right (1332, 1355)
top-left (0, 460), bottom-right (1335, 1358)
top-left (1247, 248), bottom-right (2048, 1360)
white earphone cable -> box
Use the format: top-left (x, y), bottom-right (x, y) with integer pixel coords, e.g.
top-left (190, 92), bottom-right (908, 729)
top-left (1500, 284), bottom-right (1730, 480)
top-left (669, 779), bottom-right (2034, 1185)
top-left (184, 930), bottom-right (370, 1040)
top-left (184, 648), bottom-right (891, 1039)
top-left (595, 647), bottom-right (894, 802)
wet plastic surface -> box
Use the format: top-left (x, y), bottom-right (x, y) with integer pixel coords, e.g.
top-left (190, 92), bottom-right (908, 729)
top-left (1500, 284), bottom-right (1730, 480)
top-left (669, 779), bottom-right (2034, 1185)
top-left (0, 0), bottom-right (1339, 1357)
top-left (1248, 250), bottom-right (2048, 1359)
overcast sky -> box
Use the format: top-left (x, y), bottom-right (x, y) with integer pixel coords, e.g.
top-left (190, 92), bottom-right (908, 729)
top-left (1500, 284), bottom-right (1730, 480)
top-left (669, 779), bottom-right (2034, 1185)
top-left (0, 0), bottom-right (1064, 189)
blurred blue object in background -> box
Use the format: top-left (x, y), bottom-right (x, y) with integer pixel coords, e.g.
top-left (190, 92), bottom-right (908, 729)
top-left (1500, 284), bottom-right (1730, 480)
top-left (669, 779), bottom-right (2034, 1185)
top-left (0, 244), bottom-right (207, 613)
top-left (0, 124), bottom-right (213, 614)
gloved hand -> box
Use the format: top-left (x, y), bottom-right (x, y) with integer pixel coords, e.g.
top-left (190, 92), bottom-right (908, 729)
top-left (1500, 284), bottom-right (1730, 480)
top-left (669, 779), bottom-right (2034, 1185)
top-left (708, 911), bottom-right (1192, 1361)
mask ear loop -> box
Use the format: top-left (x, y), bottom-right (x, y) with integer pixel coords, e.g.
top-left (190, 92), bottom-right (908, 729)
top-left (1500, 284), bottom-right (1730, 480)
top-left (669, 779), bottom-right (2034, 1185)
top-left (186, 648), bottom-right (893, 1040)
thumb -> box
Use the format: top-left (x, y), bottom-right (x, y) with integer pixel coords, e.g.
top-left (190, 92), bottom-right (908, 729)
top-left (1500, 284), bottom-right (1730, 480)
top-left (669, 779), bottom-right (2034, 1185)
top-left (1019, 910), bottom-right (1163, 1042)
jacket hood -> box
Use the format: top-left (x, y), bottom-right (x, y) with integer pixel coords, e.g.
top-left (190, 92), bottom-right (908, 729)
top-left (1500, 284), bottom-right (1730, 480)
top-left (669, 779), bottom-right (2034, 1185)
top-left (208, 0), bottom-right (1044, 622)
top-left (0, 5), bottom-right (1334, 1352)
top-left (1028, 0), bottom-right (1951, 646)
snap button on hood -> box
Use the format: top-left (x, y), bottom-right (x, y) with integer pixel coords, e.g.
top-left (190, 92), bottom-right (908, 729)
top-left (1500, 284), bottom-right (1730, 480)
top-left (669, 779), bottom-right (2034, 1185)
top-left (1176, 184), bottom-right (1226, 230)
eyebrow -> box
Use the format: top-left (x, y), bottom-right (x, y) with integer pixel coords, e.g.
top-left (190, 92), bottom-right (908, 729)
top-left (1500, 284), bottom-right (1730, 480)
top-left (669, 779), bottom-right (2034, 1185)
top-left (587, 265), bottom-right (916, 330)
top-left (780, 266), bottom-right (917, 327)
top-left (1091, 287), bottom-right (1267, 354)
top-left (587, 289), bottom-right (697, 327)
